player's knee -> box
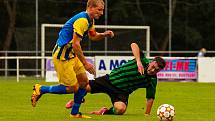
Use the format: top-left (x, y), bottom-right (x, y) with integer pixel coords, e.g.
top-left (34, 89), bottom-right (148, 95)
top-left (114, 102), bottom-right (127, 115)
top-left (66, 86), bottom-right (73, 93)
top-left (78, 81), bottom-right (88, 89)
top-left (76, 74), bottom-right (89, 88)
top-left (115, 107), bottom-right (126, 115)
top-left (66, 84), bottom-right (79, 93)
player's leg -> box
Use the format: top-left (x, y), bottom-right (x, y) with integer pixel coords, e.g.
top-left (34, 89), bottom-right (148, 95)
top-left (70, 73), bottom-right (88, 114)
top-left (89, 76), bottom-right (129, 115)
top-left (70, 58), bottom-right (91, 118)
top-left (31, 84), bottom-right (77, 107)
top-left (65, 76), bottom-right (105, 109)
top-left (110, 101), bottom-right (127, 115)
top-left (103, 86), bottom-right (128, 115)
top-left (90, 101), bottom-right (127, 115)
top-left (65, 84), bottom-right (90, 109)
top-left (31, 58), bottom-right (78, 107)
top-left (38, 58), bottom-right (79, 94)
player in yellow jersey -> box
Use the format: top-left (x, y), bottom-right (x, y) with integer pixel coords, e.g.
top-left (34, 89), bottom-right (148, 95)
top-left (31, 0), bottom-right (114, 118)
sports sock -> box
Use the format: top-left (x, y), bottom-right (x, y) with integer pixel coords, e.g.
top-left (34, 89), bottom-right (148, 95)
top-left (103, 107), bottom-right (116, 115)
top-left (40, 84), bottom-right (67, 94)
top-left (71, 88), bottom-right (87, 115)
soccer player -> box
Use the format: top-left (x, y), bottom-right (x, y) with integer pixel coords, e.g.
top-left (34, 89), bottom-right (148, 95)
top-left (31, 0), bottom-right (114, 118)
top-left (65, 42), bottom-right (166, 116)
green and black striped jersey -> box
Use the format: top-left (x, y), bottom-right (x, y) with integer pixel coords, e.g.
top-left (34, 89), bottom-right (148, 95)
top-left (108, 51), bottom-right (157, 99)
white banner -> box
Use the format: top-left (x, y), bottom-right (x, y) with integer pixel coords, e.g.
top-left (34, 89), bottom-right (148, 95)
top-left (95, 56), bottom-right (133, 77)
top-left (95, 56), bottom-right (198, 81)
top-left (198, 57), bottom-right (215, 82)
top-left (46, 56), bottom-right (201, 82)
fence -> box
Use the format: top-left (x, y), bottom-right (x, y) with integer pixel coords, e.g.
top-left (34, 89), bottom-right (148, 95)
top-left (2, 55), bottom-right (215, 83)
top-left (0, 56), bottom-right (51, 82)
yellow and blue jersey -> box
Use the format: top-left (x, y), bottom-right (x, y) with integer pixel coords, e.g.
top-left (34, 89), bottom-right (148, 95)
top-left (53, 11), bottom-right (95, 60)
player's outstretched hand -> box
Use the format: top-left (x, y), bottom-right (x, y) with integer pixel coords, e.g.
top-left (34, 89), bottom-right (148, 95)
top-left (104, 30), bottom-right (114, 38)
top-left (84, 62), bottom-right (96, 76)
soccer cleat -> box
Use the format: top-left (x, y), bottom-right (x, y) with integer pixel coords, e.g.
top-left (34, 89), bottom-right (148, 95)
top-left (65, 98), bottom-right (85, 109)
top-left (65, 100), bottom-right (74, 109)
top-left (90, 107), bottom-right (108, 115)
top-left (70, 112), bottom-right (92, 118)
top-left (31, 84), bottom-right (42, 107)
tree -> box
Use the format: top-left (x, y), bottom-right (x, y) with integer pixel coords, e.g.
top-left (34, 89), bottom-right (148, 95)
top-left (0, 0), bottom-right (17, 53)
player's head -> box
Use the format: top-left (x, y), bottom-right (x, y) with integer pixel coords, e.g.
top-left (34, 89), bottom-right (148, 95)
top-left (147, 56), bottom-right (166, 75)
top-left (87, 0), bottom-right (104, 19)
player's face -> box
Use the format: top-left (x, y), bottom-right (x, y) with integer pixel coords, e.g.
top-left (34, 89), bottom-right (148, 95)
top-left (91, 2), bottom-right (104, 19)
top-left (147, 61), bottom-right (161, 75)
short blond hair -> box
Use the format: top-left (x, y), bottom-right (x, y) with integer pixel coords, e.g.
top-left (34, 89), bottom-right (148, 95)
top-left (87, 0), bottom-right (104, 7)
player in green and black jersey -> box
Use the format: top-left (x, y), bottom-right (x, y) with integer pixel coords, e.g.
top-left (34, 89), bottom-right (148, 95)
top-left (66, 42), bottom-right (166, 116)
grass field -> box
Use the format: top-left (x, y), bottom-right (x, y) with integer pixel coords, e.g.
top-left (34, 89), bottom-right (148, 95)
top-left (1, 77), bottom-right (215, 121)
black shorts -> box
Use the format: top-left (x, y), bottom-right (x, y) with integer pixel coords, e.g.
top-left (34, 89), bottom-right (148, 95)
top-left (89, 75), bottom-right (129, 105)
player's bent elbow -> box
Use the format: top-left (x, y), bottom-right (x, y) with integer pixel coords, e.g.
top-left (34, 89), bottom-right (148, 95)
top-left (72, 42), bottom-right (79, 49)
top-left (130, 42), bottom-right (137, 47)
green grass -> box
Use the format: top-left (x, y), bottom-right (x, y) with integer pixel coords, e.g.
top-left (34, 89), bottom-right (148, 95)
top-left (1, 78), bottom-right (215, 121)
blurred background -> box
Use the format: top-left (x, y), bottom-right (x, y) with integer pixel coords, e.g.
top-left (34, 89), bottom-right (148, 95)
top-left (0, 0), bottom-right (215, 78)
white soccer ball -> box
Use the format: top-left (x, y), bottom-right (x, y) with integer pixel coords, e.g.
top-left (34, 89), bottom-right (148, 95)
top-left (157, 104), bottom-right (175, 121)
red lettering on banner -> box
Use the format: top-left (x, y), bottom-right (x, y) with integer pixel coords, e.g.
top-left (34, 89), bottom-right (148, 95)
top-left (176, 61), bottom-right (183, 71)
top-left (179, 73), bottom-right (195, 78)
top-left (184, 61), bottom-right (189, 71)
top-left (172, 73), bottom-right (177, 77)
top-left (157, 73), bottom-right (164, 78)
top-left (164, 61), bottom-right (172, 71)
top-left (157, 73), bottom-right (164, 76)
top-left (165, 73), bottom-right (171, 77)
top-left (175, 61), bottom-right (190, 72)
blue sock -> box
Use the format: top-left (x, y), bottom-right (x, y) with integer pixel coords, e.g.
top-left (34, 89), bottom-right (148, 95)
top-left (40, 84), bottom-right (67, 94)
top-left (71, 88), bottom-right (87, 115)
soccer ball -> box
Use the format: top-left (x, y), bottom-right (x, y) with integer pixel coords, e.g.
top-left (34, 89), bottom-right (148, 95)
top-left (157, 104), bottom-right (175, 121)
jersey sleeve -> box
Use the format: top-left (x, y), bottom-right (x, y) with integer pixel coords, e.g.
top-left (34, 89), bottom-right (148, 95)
top-left (146, 77), bottom-right (157, 99)
top-left (73, 18), bottom-right (89, 38)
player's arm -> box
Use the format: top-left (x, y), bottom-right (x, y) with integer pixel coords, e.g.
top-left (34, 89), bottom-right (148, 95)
top-left (145, 98), bottom-right (154, 116)
top-left (145, 77), bottom-right (157, 116)
top-left (72, 33), bottom-right (87, 65)
top-left (72, 18), bottom-right (96, 75)
top-left (88, 28), bottom-right (114, 41)
top-left (72, 33), bottom-right (95, 75)
top-left (131, 43), bottom-right (144, 75)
